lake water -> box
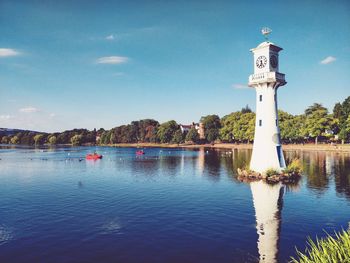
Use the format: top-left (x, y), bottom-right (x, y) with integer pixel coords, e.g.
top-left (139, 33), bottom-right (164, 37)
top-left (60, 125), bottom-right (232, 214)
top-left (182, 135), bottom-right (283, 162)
top-left (0, 146), bottom-right (349, 263)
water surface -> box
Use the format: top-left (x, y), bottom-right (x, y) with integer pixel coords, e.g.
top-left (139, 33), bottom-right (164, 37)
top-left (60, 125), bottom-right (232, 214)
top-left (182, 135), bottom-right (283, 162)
top-left (0, 146), bottom-right (349, 262)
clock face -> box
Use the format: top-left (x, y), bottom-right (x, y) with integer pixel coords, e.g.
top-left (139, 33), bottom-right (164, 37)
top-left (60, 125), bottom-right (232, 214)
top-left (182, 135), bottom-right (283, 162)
top-left (256, 56), bottom-right (267, 69)
top-left (270, 55), bottom-right (278, 68)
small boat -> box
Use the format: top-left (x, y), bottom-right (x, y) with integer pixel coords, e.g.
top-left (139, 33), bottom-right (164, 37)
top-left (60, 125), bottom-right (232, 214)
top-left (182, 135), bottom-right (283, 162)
top-left (136, 150), bottom-right (145, 155)
top-left (86, 153), bottom-right (103, 160)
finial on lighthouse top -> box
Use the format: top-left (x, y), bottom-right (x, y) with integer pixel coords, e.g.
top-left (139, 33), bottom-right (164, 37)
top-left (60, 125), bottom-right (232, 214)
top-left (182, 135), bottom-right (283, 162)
top-left (261, 27), bottom-right (272, 41)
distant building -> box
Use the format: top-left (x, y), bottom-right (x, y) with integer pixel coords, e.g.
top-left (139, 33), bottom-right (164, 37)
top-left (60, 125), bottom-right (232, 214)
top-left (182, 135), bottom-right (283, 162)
top-left (179, 124), bottom-right (193, 133)
top-left (325, 129), bottom-right (334, 135)
top-left (198, 122), bottom-right (205, 140)
top-left (179, 122), bottom-right (205, 140)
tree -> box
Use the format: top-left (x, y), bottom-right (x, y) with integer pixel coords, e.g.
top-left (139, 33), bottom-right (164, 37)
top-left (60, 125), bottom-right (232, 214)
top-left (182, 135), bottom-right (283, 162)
top-left (20, 132), bottom-right (36, 145)
top-left (186, 127), bottom-right (200, 143)
top-left (302, 105), bottom-right (333, 144)
top-left (57, 132), bottom-right (70, 144)
top-left (305, 103), bottom-right (327, 116)
top-left (10, 136), bottom-right (19, 144)
top-left (333, 97), bottom-right (350, 141)
top-left (220, 112), bottom-right (241, 142)
top-left (134, 119), bottom-right (159, 142)
top-left (99, 131), bottom-right (110, 145)
top-left (145, 125), bottom-right (158, 143)
top-left (333, 102), bottom-right (343, 120)
top-left (172, 129), bottom-right (184, 144)
top-left (241, 105), bottom-right (252, 114)
top-left (207, 129), bottom-right (218, 143)
top-left (48, 135), bottom-right (57, 145)
top-left (219, 111), bottom-right (255, 143)
top-left (341, 96), bottom-right (350, 117)
top-left (201, 115), bottom-right (221, 143)
top-left (278, 111), bottom-right (305, 143)
top-left (1, 136), bottom-right (9, 144)
top-left (234, 112), bottom-right (255, 142)
top-left (157, 120), bottom-right (179, 143)
top-left (33, 134), bottom-right (45, 145)
top-left (71, 135), bottom-right (83, 146)
top-left (110, 129), bottom-right (117, 144)
top-left (338, 115), bottom-right (350, 143)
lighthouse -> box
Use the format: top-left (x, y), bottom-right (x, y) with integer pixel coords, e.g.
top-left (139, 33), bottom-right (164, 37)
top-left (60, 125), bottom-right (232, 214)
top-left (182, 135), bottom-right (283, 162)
top-left (249, 28), bottom-right (286, 173)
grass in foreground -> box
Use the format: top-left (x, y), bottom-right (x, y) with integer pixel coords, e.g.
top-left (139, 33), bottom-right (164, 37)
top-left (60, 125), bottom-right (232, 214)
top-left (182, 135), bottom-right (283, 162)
top-left (290, 229), bottom-right (350, 263)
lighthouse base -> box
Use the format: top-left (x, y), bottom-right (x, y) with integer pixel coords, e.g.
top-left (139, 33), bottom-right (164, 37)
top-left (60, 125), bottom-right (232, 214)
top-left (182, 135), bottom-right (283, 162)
top-left (250, 143), bottom-right (286, 174)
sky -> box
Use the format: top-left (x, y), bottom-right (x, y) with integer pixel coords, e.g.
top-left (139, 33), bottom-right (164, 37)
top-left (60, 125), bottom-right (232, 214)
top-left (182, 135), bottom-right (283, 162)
top-left (0, 0), bottom-right (349, 132)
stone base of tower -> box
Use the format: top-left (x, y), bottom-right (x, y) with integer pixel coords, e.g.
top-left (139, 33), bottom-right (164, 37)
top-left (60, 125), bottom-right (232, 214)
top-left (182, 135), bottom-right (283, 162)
top-left (250, 143), bottom-right (286, 173)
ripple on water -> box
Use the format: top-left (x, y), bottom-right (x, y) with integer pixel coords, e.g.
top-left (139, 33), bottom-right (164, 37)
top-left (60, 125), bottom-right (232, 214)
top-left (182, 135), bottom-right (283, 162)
top-left (0, 225), bottom-right (13, 245)
top-left (100, 218), bottom-right (122, 235)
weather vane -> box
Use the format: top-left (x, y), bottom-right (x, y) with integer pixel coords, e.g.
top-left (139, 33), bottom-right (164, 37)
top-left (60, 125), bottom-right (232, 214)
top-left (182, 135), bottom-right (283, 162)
top-left (261, 27), bottom-right (272, 41)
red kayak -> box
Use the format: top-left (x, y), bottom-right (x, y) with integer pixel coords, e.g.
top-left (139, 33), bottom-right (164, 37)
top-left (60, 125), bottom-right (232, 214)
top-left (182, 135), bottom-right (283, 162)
top-left (136, 150), bottom-right (145, 155)
top-left (86, 153), bottom-right (103, 160)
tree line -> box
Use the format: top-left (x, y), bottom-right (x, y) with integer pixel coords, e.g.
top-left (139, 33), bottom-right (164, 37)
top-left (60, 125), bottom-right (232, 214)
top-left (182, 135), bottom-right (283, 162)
top-left (1, 96), bottom-right (350, 146)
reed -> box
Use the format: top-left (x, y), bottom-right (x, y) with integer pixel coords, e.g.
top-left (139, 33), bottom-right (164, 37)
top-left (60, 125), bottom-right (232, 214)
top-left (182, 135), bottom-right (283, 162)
top-left (290, 229), bottom-right (350, 263)
top-left (284, 158), bottom-right (303, 174)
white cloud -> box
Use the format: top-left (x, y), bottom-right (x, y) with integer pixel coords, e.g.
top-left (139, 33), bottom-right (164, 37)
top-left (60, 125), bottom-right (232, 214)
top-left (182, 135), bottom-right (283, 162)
top-left (96, 56), bottom-right (129, 64)
top-left (0, 48), bottom-right (20, 57)
top-left (49, 113), bottom-right (56, 118)
top-left (232, 83), bottom-right (249, 89)
top-left (0, 115), bottom-right (11, 120)
top-left (320, 56), bottom-right (336, 65)
top-left (19, 106), bottom-right (40, 113)
top-left (105, 34), bottom-right (115, 40)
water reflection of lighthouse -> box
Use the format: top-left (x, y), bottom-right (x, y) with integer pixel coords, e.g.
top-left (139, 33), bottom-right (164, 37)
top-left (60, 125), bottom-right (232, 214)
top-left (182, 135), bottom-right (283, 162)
top-left (250, 181), bottom-right (284, 263)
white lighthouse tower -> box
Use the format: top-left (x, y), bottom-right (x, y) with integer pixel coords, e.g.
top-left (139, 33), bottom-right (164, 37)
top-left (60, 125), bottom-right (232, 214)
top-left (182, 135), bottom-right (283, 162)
top-left (249, 28), bottom-right (286, 173)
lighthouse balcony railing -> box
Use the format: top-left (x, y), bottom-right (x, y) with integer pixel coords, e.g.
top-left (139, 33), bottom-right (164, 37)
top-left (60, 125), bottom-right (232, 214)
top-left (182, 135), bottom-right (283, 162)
top-left (248, 72), bottom-right (285, 86)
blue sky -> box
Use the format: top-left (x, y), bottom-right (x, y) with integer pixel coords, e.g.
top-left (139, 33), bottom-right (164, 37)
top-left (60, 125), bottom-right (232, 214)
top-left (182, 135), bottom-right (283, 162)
top-left (0, 0), bottom-right (349, 132)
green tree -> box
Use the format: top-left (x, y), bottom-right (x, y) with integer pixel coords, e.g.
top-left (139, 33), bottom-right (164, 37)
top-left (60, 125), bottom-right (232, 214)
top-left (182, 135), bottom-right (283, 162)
top-left (133, 119), bottom-right (159, 142)
top-left (71, 135), bottom-right (83, 146)
top-left (220, 112), bottom-right (240, 142)
top-left (341, 96), bottom-right (350, 117)
top-left (172, 129), bottom-right (184, 144)
top-left (338, 115), bottom-right (350, 143)
top-left (241, 105), bottom-right (252, 114)
top-left (333, 96), bottom-right (350, 142)
top-left (10, 136), bottom-right (19, 144)
top-left (145, 125), bottom-right (158, 143)
top-left (48, 135), bottom-right (57, 145)
top-left (186, 127), bottom-right (200, 143)
top-left (99, 131), bottom-right (110, 144)
top-left (157, 120), bottom-right (179, 143)
top-left (305, 103), bottom-right (327, 116)
top-left (279, 111), bottom-right (305, 143)
top-left (333, 102), bottom-right (343, 120)
top-left (207, 129), bottom-right (218, 143)
top-left (1, 136), bottom-right (9, 144)
top-left (220, 111), bottom-right (255, 143)
top-left (33, 134), bottom-right (45, 145)
top-left (201, 115), bottom-right (221, 143)
top-left (302, 105), bottom-right (333, 144)
top-left (234, 112), bottom-right (255, 142)
top-left (20, 132), bottom-right (35, 145)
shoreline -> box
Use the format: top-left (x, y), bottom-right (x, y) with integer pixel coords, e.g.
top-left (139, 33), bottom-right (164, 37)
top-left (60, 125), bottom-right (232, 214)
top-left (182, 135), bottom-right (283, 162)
top-left (1, 143), bottom-right (349, 153)
top-left (104, 143), bottom-right (350, 153)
